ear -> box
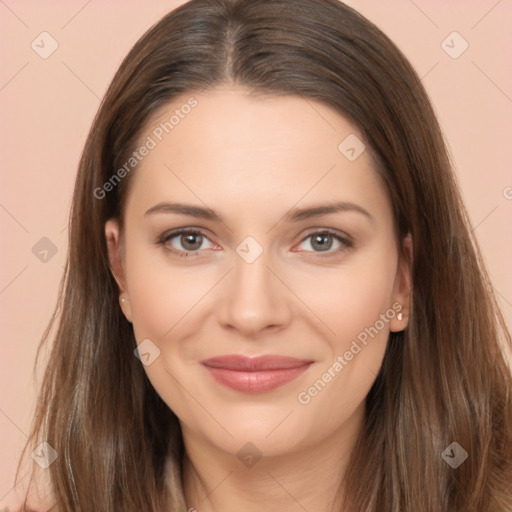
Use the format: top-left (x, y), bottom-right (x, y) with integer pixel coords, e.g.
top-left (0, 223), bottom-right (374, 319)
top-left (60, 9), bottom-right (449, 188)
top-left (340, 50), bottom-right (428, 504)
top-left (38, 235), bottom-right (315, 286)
top-left (105, 218), bottom-right (132, 322)
top-left (389, 233), bottom-right (413, 332)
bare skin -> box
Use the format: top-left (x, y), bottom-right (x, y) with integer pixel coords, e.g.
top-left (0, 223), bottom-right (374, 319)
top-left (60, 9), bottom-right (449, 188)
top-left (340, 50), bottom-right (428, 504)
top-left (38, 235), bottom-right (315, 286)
top-left (106, 85), bottom-right (411, 511)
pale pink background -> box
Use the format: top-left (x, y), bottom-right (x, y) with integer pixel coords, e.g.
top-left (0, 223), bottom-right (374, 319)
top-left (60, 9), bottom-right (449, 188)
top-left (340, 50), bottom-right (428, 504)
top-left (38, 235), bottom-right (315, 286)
top-left (1, 0), bottom-right (511, 505)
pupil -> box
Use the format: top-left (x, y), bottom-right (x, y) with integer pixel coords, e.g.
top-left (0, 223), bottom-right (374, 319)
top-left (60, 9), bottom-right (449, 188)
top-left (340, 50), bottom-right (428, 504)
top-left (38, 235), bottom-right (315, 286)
top-left (313, 233), bottom-right (331, 251)
top-left (183, 233), bottom-right (201, 250)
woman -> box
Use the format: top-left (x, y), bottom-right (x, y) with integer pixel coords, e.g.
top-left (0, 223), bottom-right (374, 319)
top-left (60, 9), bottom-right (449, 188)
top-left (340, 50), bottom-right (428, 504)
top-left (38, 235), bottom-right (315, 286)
top-left (10, 0), bottom-right (512, 510)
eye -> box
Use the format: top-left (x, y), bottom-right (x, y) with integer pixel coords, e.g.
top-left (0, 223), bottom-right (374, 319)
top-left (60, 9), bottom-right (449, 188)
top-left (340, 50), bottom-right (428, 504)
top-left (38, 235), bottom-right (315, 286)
top-left (158, 229), bottom-right (216, 258)
top-left (295, 229), bottom-right (353, 257)
top-left (157, 227), bottom-right (353, 259)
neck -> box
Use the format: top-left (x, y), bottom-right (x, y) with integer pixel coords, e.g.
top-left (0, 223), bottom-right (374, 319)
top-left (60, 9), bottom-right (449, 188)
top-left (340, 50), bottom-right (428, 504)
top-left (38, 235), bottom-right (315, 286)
top-left (180, 404), bottom-right (364, 512)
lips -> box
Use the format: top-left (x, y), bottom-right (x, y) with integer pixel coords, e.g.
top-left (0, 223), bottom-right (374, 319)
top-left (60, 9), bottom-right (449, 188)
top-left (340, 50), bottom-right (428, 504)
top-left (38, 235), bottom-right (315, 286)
top-left (200, 355), bottom-right (313, 393)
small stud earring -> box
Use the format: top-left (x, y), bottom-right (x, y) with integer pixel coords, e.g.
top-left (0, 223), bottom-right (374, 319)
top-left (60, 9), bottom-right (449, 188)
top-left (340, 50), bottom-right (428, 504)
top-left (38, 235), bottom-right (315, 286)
top-left (119, 296), bottom-right (129, 304)
top-left (397, 312), bottom-right (403, 321)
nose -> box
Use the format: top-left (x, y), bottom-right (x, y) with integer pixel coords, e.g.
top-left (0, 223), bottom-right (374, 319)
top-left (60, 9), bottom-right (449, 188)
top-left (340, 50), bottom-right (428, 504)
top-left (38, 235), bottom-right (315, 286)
top-left (216, 245), bottom-right (293, 338)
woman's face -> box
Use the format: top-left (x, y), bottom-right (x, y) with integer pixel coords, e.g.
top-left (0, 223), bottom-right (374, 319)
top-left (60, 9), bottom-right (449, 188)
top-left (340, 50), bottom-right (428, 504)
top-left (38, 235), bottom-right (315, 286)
top-left (106, 86), bottom-right (410, 459)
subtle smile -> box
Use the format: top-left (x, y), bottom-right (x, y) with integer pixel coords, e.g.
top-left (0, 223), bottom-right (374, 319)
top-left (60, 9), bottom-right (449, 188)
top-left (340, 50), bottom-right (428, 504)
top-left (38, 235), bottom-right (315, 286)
top-left (200, 355), bottom-right (314, 393)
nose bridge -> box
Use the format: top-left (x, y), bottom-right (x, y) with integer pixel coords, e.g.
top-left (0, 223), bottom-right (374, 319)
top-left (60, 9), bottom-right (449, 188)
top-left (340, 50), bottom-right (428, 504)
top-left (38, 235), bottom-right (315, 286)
top-left (216, 234), bottom-right (291, 334)
top-left (234, 240), bottom-right (273, 295)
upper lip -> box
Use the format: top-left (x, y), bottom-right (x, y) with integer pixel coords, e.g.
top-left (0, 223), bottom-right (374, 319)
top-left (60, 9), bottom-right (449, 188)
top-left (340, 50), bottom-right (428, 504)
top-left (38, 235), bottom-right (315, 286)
top-left (200, 355), bottom-right (314, 371)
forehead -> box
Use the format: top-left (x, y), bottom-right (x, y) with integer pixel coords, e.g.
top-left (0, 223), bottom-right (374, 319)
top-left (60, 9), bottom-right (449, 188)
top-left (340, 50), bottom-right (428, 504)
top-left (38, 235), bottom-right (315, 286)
top-left (124, 86), bottom-right (391, 225)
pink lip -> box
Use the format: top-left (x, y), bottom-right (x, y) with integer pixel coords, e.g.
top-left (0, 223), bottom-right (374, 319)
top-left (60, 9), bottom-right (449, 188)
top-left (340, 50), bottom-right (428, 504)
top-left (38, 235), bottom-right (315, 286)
top-left (200, 355), bottom-right (314, 393)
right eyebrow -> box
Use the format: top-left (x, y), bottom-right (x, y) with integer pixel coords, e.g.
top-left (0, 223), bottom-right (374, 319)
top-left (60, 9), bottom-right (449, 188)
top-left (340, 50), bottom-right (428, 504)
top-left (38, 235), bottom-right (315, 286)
top-left (144, 202), bottom-right (222, 221)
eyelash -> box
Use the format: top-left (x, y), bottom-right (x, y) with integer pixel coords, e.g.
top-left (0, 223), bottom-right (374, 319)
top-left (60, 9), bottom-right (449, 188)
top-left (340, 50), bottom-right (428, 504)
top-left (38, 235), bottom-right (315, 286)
top-left (156, 228), bottom-right (354, 259)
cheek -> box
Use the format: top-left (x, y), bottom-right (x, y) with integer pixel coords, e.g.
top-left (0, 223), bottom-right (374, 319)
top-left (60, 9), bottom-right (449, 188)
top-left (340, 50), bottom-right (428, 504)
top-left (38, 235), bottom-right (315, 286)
top-left (124, 244), bottom-right (211, 341)
top-left (124, 245), bottom-right (206, 415)
top-left (291, 249), bottom-right (396, 417)
top-left (291, 249), bottom-right (398, 352)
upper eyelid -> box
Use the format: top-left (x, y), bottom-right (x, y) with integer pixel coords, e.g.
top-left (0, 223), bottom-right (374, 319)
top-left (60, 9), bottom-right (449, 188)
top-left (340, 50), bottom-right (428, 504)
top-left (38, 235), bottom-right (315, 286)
top-left (160, 228), bottom-right (214, 243)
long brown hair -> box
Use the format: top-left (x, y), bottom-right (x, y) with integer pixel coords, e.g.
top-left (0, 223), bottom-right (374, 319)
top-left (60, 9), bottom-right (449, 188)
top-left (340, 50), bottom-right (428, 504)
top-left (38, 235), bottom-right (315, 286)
top-left (15, 0), bottom-right (512, 510)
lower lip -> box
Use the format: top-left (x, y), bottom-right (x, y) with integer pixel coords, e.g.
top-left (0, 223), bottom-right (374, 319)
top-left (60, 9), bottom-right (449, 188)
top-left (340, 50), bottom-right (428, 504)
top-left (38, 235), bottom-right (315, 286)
top-left (203, 364), bottom-right (312, 393)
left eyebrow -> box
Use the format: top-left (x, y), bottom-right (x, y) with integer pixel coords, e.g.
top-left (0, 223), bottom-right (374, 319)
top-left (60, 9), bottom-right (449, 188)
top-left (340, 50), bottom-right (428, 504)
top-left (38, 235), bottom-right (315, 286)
top-left (283, 201), bottom-right (374, 223)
